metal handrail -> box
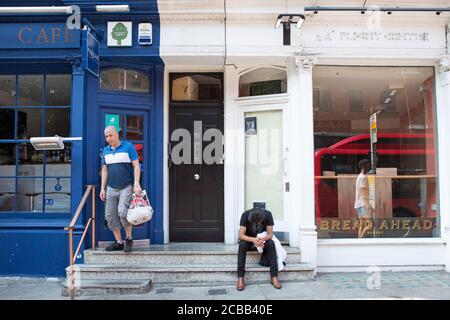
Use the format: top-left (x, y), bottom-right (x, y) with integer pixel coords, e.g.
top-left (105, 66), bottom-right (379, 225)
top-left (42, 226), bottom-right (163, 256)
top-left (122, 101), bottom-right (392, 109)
top-left (64, 185), bottom-right (96, 300)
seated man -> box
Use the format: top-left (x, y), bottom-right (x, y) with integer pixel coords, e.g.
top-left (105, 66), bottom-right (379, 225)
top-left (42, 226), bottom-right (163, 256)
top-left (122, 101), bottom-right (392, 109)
top-left (236, 206), bottom-right (281, 291)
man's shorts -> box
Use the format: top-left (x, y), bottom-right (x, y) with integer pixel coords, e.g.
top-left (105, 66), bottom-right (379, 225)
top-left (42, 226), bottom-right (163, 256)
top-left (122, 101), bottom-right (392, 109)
top-left (356, 207), bottom-right (369, 218)
top-left (105, 185), bottom-right (133, 230)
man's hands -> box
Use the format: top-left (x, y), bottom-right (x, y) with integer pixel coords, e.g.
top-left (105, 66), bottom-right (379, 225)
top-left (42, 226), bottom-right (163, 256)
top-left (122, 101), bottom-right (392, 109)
top-left (99, 189), bottom-right (106, 202)
top-left (253, 237), bottom-right (265, 248)
top-left (134, 183), bottom-right (142, 195)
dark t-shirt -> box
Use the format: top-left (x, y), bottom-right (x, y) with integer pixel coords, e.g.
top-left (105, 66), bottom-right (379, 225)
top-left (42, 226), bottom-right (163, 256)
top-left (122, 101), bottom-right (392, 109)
top-left (239, 209), bottom-right (274, 237)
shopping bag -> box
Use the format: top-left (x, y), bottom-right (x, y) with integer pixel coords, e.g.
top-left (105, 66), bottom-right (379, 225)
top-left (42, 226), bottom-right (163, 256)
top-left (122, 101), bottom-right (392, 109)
top-left (127, 190), bottom-right (153, 226)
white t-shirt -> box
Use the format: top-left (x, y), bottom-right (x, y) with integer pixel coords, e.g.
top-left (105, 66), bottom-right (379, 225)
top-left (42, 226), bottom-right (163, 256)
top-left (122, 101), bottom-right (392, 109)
top-left (354, 172), bottom-right (368, 209)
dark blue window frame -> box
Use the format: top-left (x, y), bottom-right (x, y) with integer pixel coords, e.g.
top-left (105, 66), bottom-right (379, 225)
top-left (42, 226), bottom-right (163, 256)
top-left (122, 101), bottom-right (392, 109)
top-left (0, 73), bottom-right (72, 216)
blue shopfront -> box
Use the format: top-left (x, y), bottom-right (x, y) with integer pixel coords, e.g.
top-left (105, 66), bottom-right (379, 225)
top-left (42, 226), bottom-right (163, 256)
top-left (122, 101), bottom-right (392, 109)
top-left (0, 1), bottom-right (164, 276)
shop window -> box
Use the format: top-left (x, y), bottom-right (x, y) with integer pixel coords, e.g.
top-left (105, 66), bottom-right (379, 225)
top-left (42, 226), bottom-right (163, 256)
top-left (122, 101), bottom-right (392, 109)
top-left (0, 74), bottom-right (72, 214)
top-left (313, 66), bottom-right (438, 239)
top-left (239, 67), bottom-right (287, 97)
top-left (100, 68), bottom-right (149, 93)
top-left (171, 74), bottom-right (222, 102)
top-left (0, 75), bottom-right (16, 107)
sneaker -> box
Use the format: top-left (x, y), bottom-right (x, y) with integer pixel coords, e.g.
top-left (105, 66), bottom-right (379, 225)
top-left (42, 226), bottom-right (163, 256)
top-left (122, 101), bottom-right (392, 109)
top-left (105, 241), bottom-right (124, 251)
top-left (124, 238), bottom-right (133, 253)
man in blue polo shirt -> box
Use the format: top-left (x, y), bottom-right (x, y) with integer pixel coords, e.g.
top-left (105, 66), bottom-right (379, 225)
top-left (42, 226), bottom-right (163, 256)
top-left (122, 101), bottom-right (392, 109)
top-left (100, 125), bottom-right (142, 252)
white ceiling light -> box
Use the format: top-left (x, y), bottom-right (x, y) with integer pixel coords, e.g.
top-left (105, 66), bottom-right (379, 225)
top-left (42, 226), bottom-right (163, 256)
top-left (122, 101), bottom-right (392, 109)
top-left (96, 5), bottom-right (129, 12)
top-left (0, 6), bottom-right (73, 14)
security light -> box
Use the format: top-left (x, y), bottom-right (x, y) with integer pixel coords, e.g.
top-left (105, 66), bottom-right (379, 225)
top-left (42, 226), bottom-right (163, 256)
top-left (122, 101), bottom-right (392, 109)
top-left (30, 136), bottom-right (82, 151)
top-left (30, 136), bottom-right (64, 150)
top-left (275, 13), bottom-right (307, 45)
top-left (96, 5), bottom-right (130, 12)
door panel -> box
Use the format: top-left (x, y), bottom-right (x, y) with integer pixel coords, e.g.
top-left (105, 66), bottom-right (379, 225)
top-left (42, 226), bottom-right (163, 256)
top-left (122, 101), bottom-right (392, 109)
top-left (169, 107), bottom-right (224, 242)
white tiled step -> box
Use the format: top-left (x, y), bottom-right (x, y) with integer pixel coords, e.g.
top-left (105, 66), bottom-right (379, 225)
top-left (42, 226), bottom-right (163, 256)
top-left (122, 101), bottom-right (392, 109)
top-left (83, 247), bottom-right (302, 265)
top-left (66, 263), bottom-right (315, 284)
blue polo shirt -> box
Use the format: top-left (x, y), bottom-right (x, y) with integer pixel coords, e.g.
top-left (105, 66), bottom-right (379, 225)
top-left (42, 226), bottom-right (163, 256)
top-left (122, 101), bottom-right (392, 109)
top-left (102, 140), bottom-right (139, 189)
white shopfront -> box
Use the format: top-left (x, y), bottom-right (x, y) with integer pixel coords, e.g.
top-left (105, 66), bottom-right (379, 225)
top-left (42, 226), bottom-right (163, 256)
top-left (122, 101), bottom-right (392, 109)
top-left (158, 0), bottom-right (450, 273)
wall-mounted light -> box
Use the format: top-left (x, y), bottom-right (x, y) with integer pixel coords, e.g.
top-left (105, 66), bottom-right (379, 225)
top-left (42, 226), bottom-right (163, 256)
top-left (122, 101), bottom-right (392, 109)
top-left (275, 14), bottom-right (306, 46)
top-left (30, 136), bottom-right (82, 151)
top-left (0, 6), bottom-right (73, 14)
top-left (96, 5), bottom-right (130, 13)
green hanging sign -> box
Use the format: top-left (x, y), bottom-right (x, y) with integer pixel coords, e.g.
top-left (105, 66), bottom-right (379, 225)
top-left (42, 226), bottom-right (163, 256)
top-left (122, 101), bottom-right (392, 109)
top-left (105, 113), bottom-right (121, 132)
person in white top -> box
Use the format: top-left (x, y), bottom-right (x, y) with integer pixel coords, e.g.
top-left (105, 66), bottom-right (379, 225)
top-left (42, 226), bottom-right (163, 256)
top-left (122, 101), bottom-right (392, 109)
top-left (354, 159), bottom-right (372, 238)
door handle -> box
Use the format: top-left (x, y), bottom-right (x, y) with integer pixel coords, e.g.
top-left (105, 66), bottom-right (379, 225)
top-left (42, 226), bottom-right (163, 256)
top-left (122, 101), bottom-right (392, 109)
top-left (194, 174), bottom-right (200, 180)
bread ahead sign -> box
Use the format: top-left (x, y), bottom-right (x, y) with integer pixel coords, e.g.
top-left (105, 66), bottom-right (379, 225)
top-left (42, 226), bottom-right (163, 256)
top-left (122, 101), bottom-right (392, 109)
top-left (107, 22), bottom-right (132, 47)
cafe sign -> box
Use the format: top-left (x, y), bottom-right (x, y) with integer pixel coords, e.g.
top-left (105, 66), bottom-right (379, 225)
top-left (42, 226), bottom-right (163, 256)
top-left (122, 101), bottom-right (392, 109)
top-left (107, 22), bottom-right (132, 47)
top-left (0, 23), bottom-right (81, 49)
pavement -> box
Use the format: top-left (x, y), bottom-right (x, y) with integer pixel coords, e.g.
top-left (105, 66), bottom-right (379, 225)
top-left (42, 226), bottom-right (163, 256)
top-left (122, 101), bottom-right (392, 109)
top-left (1, 271), bottom-right (450, 300)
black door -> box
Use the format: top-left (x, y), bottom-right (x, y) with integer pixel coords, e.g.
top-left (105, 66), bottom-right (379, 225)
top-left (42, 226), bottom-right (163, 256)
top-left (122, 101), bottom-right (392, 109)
top-left (169, 73), bottom-right (224, 242)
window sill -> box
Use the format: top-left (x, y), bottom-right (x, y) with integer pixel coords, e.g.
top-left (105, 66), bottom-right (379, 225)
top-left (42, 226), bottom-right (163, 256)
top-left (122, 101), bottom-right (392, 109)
top-left (317, 238), bottom-right (446, 246)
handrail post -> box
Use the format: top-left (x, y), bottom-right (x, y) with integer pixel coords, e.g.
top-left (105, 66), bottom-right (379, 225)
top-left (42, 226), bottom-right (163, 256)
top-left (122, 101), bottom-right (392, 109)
top-left (69, 228), bottom-right (74, 300)
top-left (91, 186), bottom-right (96, 250)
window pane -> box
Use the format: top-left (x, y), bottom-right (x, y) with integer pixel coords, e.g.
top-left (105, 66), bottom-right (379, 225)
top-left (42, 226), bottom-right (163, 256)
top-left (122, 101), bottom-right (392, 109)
top-left (100, 69), bottom-right (124, 90)
top-left (46, 147), bottom-right (71, 177)
top-left (18, 143), bottom-right (43, 176)
top-left (17, 178), bottom-right (43, 212)
top-left (0, 109), bottom-right (15, 139)
top-left (245, 110), bottom-right (284, 221)
top-left (17, 108), bottom-right (42, 139)
top-left (126, 115), bottom-right (144, 140)
top-left (0, 178), bottom-right (15, 211)
top-left (45, 178), bottom-right (70, 213)
top-left (239, 68), bottom-right (287, 97)
top-left (45, 108), bottom-right (70, 136)
top-left (19, 75), bottom-right (43, 106)
top-left (0, 75), bottom-right (16, 106)
top-left (125, 70), bottom-right (149, 93)
top-left (45, 75), bottom-right (71, 106)
top-left (171, 75), bottom-right (222, 101)
top-left (0, 144), bottom-right (16, 175)
top-left (100, 69), bottom-right (149, 93)
top-left (313, 66), bottom-right (438, 239)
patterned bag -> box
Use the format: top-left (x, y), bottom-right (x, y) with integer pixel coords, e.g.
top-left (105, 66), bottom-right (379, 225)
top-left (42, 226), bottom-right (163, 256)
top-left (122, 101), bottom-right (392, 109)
top-left (127, 190), bottom-right (153, 226)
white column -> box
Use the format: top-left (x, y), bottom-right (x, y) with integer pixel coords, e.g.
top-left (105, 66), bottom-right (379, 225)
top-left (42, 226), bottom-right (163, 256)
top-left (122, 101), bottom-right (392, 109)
top-left (437, 56), bottom-right (450, 272)
top-left (224, 65), bottom-right (239, 244)
top-left (289, 56), bottom-right (318, 270)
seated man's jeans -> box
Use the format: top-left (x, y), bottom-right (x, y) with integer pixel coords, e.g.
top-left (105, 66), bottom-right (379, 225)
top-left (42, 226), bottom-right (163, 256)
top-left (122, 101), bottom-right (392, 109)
top-left (237, 239), bottom-right (278, 277)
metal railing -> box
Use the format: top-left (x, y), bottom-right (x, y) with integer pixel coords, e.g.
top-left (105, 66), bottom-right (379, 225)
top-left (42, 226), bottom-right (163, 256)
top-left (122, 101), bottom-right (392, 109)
top-left (64, 185), bottom-right (96, 300)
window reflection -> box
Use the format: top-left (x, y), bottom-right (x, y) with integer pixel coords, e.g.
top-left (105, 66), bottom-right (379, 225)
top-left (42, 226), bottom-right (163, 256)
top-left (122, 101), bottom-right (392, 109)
top-left (19, 75), bottom-right (43, 106)
top-left (100, 69), bottom-right (149, 93)
top-left (0, 178), bottom-right (15, 211)
top-left (0, 75), bottom-right (16, 106)
top-left (17, 178), bottom-right (43, 212)
top-left (0, 109), bottom-right (15, 139)
top-left (45, 108), bottom-right (70, 136)
top-left (45, 75), bottom-right (71, 106)
top-left (17, 108), bottom-right (42, 139)
top-left (239, 68), bottom-right (287, 97)
top-left (171, 74), bottom-right (222, 102)
top-left (126, 115), bottom-right (143, 140)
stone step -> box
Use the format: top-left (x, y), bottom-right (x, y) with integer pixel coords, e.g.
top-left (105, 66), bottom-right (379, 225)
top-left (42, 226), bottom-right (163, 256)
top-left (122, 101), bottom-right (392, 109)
top-left (66, 263), bottom-right (315, 285)
top-left (61, 279), bottom-right (152, 297)
top-left (83, 247), bottom-right (302, 265)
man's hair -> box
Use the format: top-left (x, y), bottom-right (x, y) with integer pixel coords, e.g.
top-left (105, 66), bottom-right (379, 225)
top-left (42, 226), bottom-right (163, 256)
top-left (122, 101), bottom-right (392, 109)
top-left (359, 159), bottom-right (370, 170)
top-left (248, 207), bottom-right (265, 235)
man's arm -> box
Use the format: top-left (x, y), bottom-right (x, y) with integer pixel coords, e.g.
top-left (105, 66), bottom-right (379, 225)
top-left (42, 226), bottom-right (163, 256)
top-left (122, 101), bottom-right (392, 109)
top-left (99, 165), bottom-right (108, 201)
top-left (239, 226), bottom-right (258, 245)
top-left (132, 160), bottom-right (142, 194)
